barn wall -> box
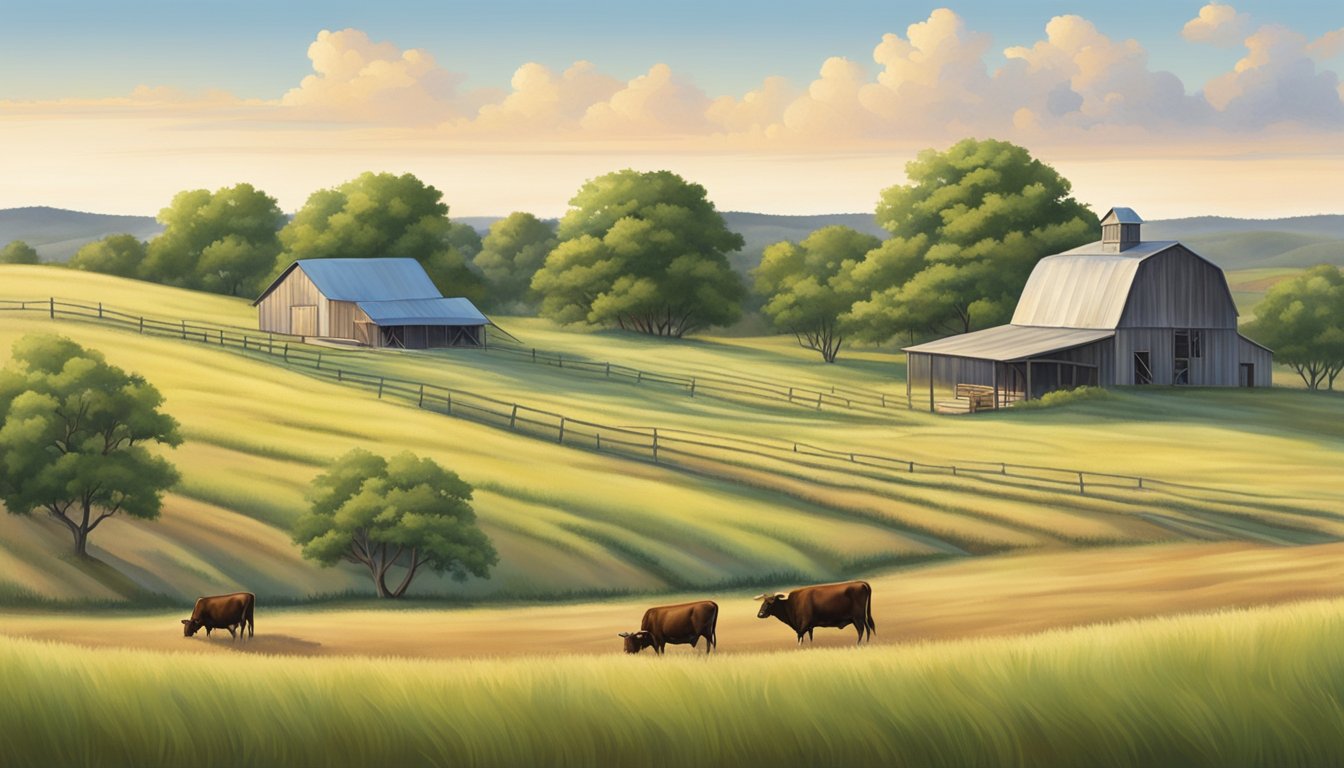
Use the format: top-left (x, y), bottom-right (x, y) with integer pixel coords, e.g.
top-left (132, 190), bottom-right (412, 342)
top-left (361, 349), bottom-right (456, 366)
top-left (1238, 336), bottom-right (1274, 387)
top-left (328, 301), bottom-right (365, 341)
top-left (1119, 247), bottom-right (1238, 329)
top-left (1114, 328), bottom-right (1250, 386)
top-left (257, 268), bottom-right (325, 336)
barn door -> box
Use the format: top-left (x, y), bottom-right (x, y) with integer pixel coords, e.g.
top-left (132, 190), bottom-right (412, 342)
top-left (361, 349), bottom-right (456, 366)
top-left (1133, 352), bottom-right (1152, 385)
top-left (291, 305), bottom-right (318, 337)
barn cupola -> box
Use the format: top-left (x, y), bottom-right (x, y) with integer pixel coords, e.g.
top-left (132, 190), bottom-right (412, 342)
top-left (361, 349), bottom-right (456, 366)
top-left (1100, 207), bottom-right (1142, 253)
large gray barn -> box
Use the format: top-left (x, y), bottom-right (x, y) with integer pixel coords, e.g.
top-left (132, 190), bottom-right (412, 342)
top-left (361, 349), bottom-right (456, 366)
top-left (903, 208), bottom-right (1273, 412)
top-left (254, 258), bottom-right (488, 349)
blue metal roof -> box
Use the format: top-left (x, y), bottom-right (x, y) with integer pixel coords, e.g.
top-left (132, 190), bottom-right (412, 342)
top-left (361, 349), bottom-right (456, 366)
top-left (297, 258), bottom-right (442, 301)
top-left (357, 298), bottom-right (488, 326)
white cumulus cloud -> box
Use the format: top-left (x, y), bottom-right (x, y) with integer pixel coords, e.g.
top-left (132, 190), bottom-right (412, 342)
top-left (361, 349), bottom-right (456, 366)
top-left (1204, 25), bottom-right (1344, 128)
top-left (1182, 3), bottom-right (1251, 47)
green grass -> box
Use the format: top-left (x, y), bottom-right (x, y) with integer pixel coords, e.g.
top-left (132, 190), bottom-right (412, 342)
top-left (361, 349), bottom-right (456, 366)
top-left (1, 265), bottom-right (1343, 606)
top-left (3, 598), bottom-right (1343, 767)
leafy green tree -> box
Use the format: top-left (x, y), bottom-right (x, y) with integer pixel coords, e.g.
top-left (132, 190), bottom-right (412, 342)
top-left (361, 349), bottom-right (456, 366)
top-left (1244, 265), bottom-right (1344, 390)
top-left (845, 138), bottom-right (1097, 340)
top-left (68, 234), bottom-right (147, 278)
top-left (279, 172), bottom-right (484, 302)
top-left (754, 226), bottom-right (880, 362)
top-left (142, 183), bottom-right (285, 296)
top-left (531, 170), bottom-right (745, 337)
top-left (0, 240), bottom-right (40, 264)
top-left (0, 335), bottom-right (181, 557)
top-left (292, 449), bottom-right (497, 599)
top-left (473, 212), bottom-right (557, 313)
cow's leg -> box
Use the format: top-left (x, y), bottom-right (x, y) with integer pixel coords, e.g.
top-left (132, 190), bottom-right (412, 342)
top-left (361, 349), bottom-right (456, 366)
top-left (855, 622), bottom-right (866, 644)
top-left (796, 633), bottom-right (804, 645)
top-left (205, 627), bottom-right (212, 638)
top-left (227, 625), bottom-right (237, 640)
top-left (808, 628), bottom-right (815, 642)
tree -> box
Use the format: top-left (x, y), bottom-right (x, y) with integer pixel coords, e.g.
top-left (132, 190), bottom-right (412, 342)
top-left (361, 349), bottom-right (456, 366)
top-left (68, 234), bottom-right (147, 278)
top-left (845, 138), bottom-right (1097, 341)
top-left (1244, 264), bottom-right (1344, 390)
top-left (754, 226), bottom-right (880, 363)
top-left (279, 172), bottom-right (485, 302)
top-left (142, 183), bottom-right (285, 296)
top-left (291, 449), bottom-right (497, 599)
top-left (473, 212), bottom-right (557, 313)
top-left (0, 240), bottom-right (40, 264)
top-left (0, 335), bottom-right (181, 557)
top-left (531, 170), bottom-right (745, 337)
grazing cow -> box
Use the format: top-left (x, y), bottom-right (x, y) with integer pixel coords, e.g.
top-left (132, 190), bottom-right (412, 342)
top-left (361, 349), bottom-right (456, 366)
top-left (181, 592), bottom-right (255, 640)
top-left (755, 581), bottom-right (874, 645)
top-left (618, 600), bottom-right (718, 655)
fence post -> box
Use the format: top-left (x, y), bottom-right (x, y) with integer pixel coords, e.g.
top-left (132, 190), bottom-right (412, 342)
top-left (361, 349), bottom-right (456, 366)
top-left (49, 297), bottom-right (54, 319)
top-left (652, 428), bottom-right (659, 463)
top-left (690, 378), bottom-right (696, 398)
top-left (532, 348), bottom-right (537, 362)
top-left (418, 385), bottom-right (425, 408)
top-left (181, 321), bottom-right (186, 340)
top-left (909, 462), bottom-right (914, 473)
top-left (881, 393), bottom-right (886, 407)
top-left (98, 302), bottom-right (103, 319)
top-left (605, 362), bottom-right (611, 378)
top-left (788, 387), bottom-right (794, 403)
top-left (446, 392), bottom-right (452, 414)
top-left (636, 370), bottom-right (643, 384)
top-left (558, 355), bottom-right (563, 368)
top-left (509, 405), bottom-right (518, 430)
top-left (338, 369), bottom-right (343, 382)
top-left (596, 434), bottom-right (601, 451)
top-left (1138, 477), bottom-right (1144, 490)
top-left (219, 330), bottom-right (224, 345)
top-left (268, 333), bottom-right (273, 354)
top-left (1001, 463), bottom-right (1007, 475)
top-left (793, 443), bottom-right (797, 453)
top-left (283, 343), bottom-right (289, 362)
top-left (243, 336), bottom-right (248, 350)
top-left (817, 393), bottom-right (823, 410)
top-left (316, 351), bottom-right (322, 369)
top-left (1078, 473), bottom-right (1086, 494)
top-left (952, 466), bottom-right (958, 477)
top-left (377, 378), bottom-right (384, 399)
top-left (557, 417), bottom-right (566, 444)
top-left (139, 317), bottom-right (144, 334)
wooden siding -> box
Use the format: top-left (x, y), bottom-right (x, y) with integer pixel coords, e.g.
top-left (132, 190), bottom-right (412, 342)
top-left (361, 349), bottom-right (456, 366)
top-left (1118, 247), bottom-right (1237, 329)
top-left (1238, 336), bottom-right (1274, 387)
top-left (257, 268), bottom-right (325, 336)
top-left (1113, 328), bottom-right (1245, 386)
top-left (328, 301), bottom-right (368, 341)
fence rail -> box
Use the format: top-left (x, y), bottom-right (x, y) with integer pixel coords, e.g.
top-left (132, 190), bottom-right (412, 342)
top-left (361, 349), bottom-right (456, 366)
top-left (0, 296), bottom-right (1236, 500)
top-left (478, 336), bottom-right (904, 415)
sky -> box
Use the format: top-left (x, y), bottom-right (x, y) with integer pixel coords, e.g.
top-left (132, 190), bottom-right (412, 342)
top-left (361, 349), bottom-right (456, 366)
top-left (2, 1), bottom-right (1342, 219)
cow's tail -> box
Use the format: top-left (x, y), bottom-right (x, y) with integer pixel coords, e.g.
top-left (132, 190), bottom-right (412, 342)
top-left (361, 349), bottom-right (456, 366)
top-left (863, 582), bottom-right (875, 641)
top-left (246, 593), bottom-right (256, 639)
top-left (708, 602), bottom-right (719, 654)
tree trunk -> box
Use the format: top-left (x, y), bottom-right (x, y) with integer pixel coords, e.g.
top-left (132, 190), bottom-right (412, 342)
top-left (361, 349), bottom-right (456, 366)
top-left (74, 527), bottom-right (89, 557)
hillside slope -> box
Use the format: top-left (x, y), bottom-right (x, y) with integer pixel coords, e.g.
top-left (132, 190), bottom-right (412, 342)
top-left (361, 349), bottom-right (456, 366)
top-left (0, 266), bottom-right (1342, 605)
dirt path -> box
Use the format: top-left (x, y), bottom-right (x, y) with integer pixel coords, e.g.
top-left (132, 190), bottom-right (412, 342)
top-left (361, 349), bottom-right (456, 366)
top-left (5, 541), bottom-right (1343, 660)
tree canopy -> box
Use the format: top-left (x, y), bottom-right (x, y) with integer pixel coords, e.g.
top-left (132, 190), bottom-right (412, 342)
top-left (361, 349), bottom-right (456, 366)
top-left (279, 172), bottom-right (484, 302)
top-left (69, 234), bottom-right (147, 278)
top-left (291, 449), bottom-right (497, 599)
top-left (531, 170), bottom-right (745, 337)
top-left (0, 240), bottom-right (40, 265)
top-left (473, 212), bottom-right (557, 313)
top-left (0, 334), bottom-right (181, 556)
top-left (141, 183), bottom-right (285, 296)
top-left (845, 138), bottom-right (1097, 341)
top-left (1244, 265), bottom-right (1344, 390)
top-left (754, 225), bottom-right (880, 362)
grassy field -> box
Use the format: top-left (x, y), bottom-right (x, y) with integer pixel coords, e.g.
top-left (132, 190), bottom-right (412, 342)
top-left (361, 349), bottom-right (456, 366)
top-left (4, 597), bottom-right (1343, 767)
top-left (1, 265), bottom-right (1343, 606)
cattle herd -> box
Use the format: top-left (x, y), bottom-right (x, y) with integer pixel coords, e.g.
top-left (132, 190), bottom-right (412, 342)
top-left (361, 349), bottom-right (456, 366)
top-left (180, 580), bottom-right (875, 655)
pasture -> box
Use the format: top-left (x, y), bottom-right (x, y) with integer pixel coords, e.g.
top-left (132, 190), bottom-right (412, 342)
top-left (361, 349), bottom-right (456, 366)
top-left (4, 596), bottom-right (1343, 767)
top-left (0, 265), bottom-right (1343, 605)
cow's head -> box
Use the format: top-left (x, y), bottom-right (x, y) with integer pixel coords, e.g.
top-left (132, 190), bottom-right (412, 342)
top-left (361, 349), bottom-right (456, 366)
top-left (617, 631), bottom-right (653, 654)
top-left (754, 593), bottom-right (788, 619)
top-left (181, 619), bottom-right (203, 637)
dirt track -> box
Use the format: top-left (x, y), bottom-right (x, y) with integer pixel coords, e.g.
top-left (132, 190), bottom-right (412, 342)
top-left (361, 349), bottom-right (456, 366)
top-left (5, 541), bottom-right (1343, 660)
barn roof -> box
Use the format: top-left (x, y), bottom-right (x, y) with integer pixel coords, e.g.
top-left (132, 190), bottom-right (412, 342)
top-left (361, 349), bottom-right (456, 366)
top-left (254, 258), bottom-right (442, 305)
top-left (903, 325), bottom-right (1115, 362)
top-left (1101, 207), bottom-right (1142, 224)
top-left (1009, 241), bottom-right (1180, 329)
top-left (356, 298), bottom-right (488, 327)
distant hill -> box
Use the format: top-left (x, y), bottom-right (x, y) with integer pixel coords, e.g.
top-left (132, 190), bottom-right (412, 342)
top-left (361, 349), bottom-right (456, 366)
top-left (2, 206), bottom-right (1340, 274)
top-left (0, 207), bottom-right (161, 262)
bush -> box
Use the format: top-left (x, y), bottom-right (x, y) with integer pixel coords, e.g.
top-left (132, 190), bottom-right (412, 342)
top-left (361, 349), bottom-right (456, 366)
top-left (1013, 386), bottom-right (1110, 410)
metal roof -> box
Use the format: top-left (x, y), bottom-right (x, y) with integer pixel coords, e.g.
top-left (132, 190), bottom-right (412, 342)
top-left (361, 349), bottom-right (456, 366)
top-left (254, 258), bottom-right (442, 304)
top-left (1101, 207), bottom-right (1142, 224)
top-left (903, 325), bottom-right (1114, 362)
top-left (1010, 240), bottom-right (1179, 329)
top-left (356, 298), bottom-right (488, 326)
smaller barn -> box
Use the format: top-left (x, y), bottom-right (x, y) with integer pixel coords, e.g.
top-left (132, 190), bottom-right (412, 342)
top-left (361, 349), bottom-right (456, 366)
top-left (254, 258), bottom-right (488, 349)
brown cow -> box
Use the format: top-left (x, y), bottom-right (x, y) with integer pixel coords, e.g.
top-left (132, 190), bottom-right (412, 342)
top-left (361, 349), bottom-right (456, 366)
top-left (755, 581), bottom-right (874, 645)
top-left (181, 592), bottom-right (255, 640)
top-left (618, 600), bottom-right (718, 655)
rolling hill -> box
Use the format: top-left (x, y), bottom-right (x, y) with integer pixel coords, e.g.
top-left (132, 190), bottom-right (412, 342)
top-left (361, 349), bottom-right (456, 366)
top-left (0, 265), bottom-right (1342, 607)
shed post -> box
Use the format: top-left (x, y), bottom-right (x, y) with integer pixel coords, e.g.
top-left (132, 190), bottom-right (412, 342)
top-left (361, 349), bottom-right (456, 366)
top-left (927, 355), bottom-right (934, 413)
top-left (1025, 361), bottom-right (1033, 402)
top-left (992, 362), bottom-right (999, 410)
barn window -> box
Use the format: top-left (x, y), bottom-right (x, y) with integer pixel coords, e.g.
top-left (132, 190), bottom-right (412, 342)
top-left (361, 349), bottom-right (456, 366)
top-left (1175, 329), bottom-right (1202, 359)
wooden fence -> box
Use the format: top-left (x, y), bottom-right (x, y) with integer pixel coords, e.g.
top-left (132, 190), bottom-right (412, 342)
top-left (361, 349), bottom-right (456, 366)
top-left (0, 297), bottom-right (1211, 499)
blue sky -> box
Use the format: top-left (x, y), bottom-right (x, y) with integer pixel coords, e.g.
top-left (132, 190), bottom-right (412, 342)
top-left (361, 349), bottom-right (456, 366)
top-left (1, 1), bottom-right (1341, 217)
top-left (4, 0), bottom-right (1338, 101)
